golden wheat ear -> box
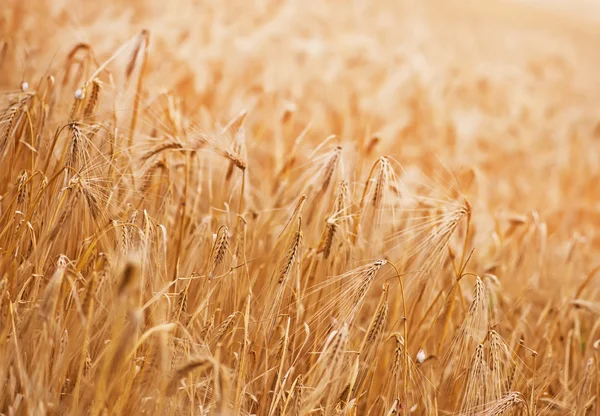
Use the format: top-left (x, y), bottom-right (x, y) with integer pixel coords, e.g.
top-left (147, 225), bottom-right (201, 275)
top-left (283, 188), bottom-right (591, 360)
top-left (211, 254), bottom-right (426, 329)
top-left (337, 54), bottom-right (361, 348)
top-left (207, 225), bottom-right (230, 280)
top-left (479, 391), bottom-right (527, 416)
top-left (353, 156), bottom-right (393, 245)
top-left (39, 254), bottom-right (69, 319)
top-left (353, 283), bottom-right (389, 398)
top-left (261, 217), bottom-right (303, 337)
top-left (459, 343), bottom-right (488, 414)
top-left (302, 324), bottom-right (350, 414)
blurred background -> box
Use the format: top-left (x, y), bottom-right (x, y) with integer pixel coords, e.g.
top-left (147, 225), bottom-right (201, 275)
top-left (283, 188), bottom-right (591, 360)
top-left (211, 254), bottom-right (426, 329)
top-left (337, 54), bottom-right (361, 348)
top-left (2, 0), bottom-right (600, 228)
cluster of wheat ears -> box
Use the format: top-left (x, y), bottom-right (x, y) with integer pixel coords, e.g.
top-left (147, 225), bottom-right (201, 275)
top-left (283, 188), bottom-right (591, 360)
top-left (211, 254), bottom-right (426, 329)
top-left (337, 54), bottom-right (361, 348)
top-left (2, 1), bottom-right (600, 415)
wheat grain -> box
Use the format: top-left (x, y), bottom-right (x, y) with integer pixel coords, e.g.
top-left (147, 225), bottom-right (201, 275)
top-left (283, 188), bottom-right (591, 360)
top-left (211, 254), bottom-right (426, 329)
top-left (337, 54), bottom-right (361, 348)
top-left (481, 392), bottom-right (526, 416)
top-left (277, 225), bottom-right (302, 284)
top-left (208, 225), bottom-right (229, 280)
top-left (83, 79), bottom-right (101, 119)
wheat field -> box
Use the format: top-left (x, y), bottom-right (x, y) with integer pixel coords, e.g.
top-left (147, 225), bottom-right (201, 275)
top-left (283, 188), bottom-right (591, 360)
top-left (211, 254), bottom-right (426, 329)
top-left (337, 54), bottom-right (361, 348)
top-left (1, 0), bottom-right (600, 414)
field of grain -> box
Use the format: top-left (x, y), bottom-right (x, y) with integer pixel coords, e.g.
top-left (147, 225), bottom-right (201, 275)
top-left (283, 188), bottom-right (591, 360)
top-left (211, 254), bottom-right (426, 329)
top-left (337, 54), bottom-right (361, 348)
top-left (1, 0), bottom-right (600, 414)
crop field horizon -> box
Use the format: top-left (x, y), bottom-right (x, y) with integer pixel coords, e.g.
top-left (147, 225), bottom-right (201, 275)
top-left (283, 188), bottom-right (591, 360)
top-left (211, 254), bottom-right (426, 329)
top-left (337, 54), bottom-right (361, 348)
top-left (1, 0), bottom-right (600, 415)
